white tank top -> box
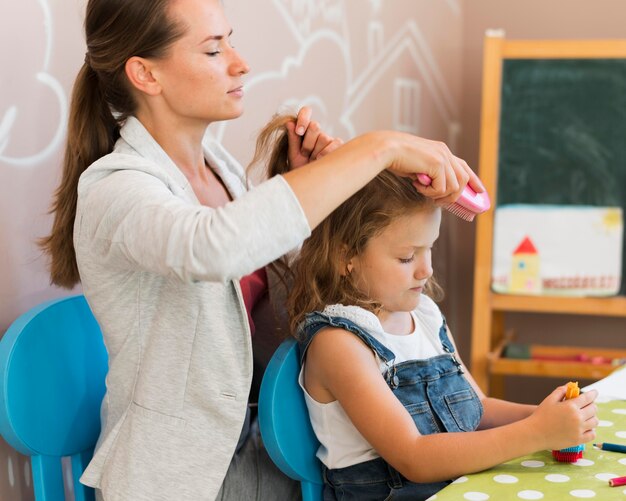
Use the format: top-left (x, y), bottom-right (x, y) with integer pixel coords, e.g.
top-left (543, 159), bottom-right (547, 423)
top-left (298, 295), bottom-right (446, 469)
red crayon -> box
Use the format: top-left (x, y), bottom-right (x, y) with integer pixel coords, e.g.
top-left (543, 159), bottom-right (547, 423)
top-left (609, 476), bottom-right (626, 487)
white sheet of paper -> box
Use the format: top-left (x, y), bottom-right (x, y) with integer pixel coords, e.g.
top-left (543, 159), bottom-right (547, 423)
top-left (582, 366), bottom-right (626, 400)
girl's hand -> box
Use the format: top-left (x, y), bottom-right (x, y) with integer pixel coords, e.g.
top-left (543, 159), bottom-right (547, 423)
top-left (286, 106), bottom-right (343, 170)
top-left (527, 385), bottom-right (598, 451)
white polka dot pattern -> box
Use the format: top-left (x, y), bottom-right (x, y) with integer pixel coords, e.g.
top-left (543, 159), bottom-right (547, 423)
top-left (545, 473), bottom-right (570, 483)
top-left (432, 400), bottom-right (626, 500)
top-left (494, 474), bottom-right (519, 484)
top-left (517, 490), bottom-right (544, 499)
top-left (569, 489), bottom-right (596, 498)
top-left (463, 492), bottom-right (489, 500)
top-left (593, 472), bottom-right (617, 481)
top-left (521, 460), bottom-right (545, 468)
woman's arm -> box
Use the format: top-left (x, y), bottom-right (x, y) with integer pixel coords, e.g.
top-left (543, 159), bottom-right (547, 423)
top-left (281, 108), bottom-right (480, 230)
top-left (283, 130), bottom-right (480, 230)
top-left (305, 327), bottom-right (598, 484)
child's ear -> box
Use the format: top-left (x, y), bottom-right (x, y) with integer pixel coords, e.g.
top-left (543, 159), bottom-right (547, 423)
top-left (339, 245), bottom-right (353, 277)
top-left (340, 262), bottom-right (353, 277)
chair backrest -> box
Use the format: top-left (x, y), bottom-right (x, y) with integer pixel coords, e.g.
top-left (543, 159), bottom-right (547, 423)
top-left (0, 295), bottom-right (108, 501)
top-left (258, 338), bottom-right (323, 501)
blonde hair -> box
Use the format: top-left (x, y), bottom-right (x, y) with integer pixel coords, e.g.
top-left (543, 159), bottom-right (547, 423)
top-left (250, 114), bottom-right (443, 336)
top-left (40, 0), bottom-right (185, 288)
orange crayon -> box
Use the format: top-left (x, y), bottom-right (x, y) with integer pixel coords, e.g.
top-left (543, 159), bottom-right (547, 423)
top-left (552, 382), bottom-right (584, 462)
top-left (565, 381), bottom-right (580, 400)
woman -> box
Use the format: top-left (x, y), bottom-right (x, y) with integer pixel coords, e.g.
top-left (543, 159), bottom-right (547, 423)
top-left (40, 0), bottom-right (481, 499)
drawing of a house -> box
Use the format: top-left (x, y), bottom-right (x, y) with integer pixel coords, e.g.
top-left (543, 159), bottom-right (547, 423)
top-left (509, 236), bottom-right (541, 294)
top-left (341, 21), bottom-right (460, 147)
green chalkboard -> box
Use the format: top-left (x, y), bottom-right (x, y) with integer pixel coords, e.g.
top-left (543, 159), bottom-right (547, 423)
top-left (496, 59), bottom-right (626, 292)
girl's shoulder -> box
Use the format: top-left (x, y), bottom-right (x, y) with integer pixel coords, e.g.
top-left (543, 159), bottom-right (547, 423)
top-left (320, 304), bottom-right (384, 335)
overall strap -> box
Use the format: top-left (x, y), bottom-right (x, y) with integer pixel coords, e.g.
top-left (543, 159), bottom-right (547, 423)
top-left (296, 311), bottom-right (396, 365)
top-left (437, 315), bottom-right (464, 373)
top-left (437, 316), bottom-right (455, 353)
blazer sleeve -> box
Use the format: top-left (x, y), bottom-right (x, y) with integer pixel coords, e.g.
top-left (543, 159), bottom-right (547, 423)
top-left (75, 167), bottom-right (311, 284)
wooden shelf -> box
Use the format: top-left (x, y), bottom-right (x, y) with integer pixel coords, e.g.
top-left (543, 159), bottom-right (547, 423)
top-left (490, 293), bottom-right (626, 317)
top-left (488, 343), bottom-right (626, 380)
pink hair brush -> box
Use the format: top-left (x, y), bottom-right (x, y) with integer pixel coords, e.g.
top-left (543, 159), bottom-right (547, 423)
top-left (416, 174), bottom-right (491, 222)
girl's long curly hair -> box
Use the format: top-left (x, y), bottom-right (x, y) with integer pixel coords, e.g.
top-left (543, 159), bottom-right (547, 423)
top-left (250, 114), bottom-right (443, 336)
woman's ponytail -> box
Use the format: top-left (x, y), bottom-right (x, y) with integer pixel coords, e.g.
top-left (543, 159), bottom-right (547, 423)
top-left (39, 62), bottom-right (118, 288)
top-left (39, 0), bottom-right (185, 288)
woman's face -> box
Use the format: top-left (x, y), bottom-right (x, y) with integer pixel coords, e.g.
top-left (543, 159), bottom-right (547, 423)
top-left (151, 0), bottom-right (250, 125)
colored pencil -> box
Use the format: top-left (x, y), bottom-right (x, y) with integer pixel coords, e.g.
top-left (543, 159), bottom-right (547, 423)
top-left (594, 442), bottom-right (626, 454)
top-left (609, 475), bottom-right (626, 487)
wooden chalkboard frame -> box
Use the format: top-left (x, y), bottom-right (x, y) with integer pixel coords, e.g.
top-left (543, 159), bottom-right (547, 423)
top-left (469, 33), bottom-right (626, 395)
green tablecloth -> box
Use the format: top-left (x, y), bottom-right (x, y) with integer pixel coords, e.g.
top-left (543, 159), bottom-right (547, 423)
top-left (434, 399), bottom-right (626, 500)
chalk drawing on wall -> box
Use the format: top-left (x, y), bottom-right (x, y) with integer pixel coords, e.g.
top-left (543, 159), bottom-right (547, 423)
top-left (214, 1), bottom-right (461, 159)
top-left (394, 79), bottom-right (421, 134)
top-left (368, 0), bottom-right (383, 14)
top-left (367, 22), bottom-right (384, 60)
top-left (342, 20), bottom-right (459, 139)
top-left (275, 0), bottom-right (346, 42)
top-left (0, 0), bottom-right (67, 167)
top-left (446, 0), bottom-right (461, 16)
top-left (7, 455), bottom-right (14, 487)
top-left (209, 28), bottom-right (351, 146)
top-left (23, 459), bottom-right (30, 489)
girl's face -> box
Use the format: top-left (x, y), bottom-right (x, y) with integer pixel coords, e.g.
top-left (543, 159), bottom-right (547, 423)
top-left (152, 0), bottom-right (250, 124)
top-left (349, 207), bottom-right (441, 316)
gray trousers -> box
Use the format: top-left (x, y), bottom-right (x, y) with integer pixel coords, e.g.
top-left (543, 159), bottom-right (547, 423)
top-left (94, 418), bottom-right (301, 501)
top-left (217, 418), bottom-right (302, 501)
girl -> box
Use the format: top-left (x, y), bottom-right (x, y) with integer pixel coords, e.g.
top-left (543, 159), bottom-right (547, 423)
top-left (270, 142), bottom-right (598, 499)
top-left (39, 0), bottom-right (480, 499)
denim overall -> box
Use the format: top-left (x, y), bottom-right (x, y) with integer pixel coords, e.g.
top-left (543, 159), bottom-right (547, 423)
top-left (298, 311), bottom-right (484, 501)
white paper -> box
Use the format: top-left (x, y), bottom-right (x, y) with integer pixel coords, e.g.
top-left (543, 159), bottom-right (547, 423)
top-left (582, 367), bottom-right (626, 400)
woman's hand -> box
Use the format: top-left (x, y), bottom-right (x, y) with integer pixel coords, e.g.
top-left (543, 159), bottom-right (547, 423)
top-left (380, 132), bottom-right (484, 206)
top-left (526, 385), bottom-right (598, 451)
top-left (286, 106), bottom-right (343, 170)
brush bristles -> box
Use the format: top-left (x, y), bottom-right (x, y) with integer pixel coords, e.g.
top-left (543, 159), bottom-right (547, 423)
top-left (445, 203), bottom-right (476, 222)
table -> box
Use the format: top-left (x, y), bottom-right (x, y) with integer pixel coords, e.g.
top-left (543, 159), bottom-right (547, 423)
top-left (434, 398), bottom-right (626, 500)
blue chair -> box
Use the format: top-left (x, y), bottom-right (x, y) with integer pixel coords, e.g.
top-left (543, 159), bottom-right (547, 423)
top-left (258, 338), bottom-right (323, 501)
top-left (0, 295), bottom-right (108, 501)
